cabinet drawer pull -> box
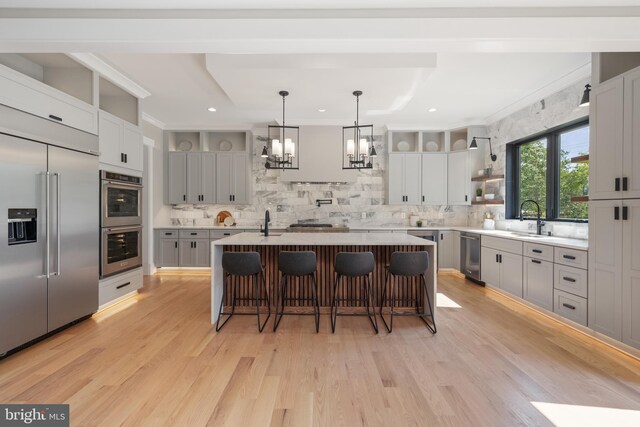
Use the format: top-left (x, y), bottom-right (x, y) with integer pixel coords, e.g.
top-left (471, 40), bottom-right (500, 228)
top-left (563, 255), bottom-right (576, 260)
top-left (562, 276), bottom-right (576, 283)
top-left (48, 114), bottom-right (62, 121)
top-left (190, 232), bottom-right (197, 235)
top-left (224, 233), bottom-right (230, 236)
top-left (531, 259), bottom-right (542, 264)
top-left (116, 282), bottom-right (131, 290)
top-left (562, 303), bottom-right (576, 310)
top-left (532, 249), bottom-right (542, 254)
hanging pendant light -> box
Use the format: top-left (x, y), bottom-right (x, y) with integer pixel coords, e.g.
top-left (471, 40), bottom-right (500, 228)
top-left (342, 90), bottom-right (375, 169)
top-left (579, 84), bottom-right (591, 107)
top-left (263, 91), bottom-right (300, 170)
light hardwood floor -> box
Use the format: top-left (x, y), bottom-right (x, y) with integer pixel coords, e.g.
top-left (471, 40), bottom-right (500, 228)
top-left (1, 274), bottom-right (639, 426)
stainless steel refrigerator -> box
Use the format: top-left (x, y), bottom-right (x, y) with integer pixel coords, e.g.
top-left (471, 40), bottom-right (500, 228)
top-left (0, 104), bottom-right (99, 356)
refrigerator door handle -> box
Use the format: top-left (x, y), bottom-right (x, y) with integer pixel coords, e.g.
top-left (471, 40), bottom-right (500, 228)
top-left (54, 172), bottom-right (61, 276)
top-left (38, 172), bottom-right (51, 279)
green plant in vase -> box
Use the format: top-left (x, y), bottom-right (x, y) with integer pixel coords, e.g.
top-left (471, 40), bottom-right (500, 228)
top-left (416, 220), bottom-right (423, 227)
top-left (476, 187), bottom-right (483, 201)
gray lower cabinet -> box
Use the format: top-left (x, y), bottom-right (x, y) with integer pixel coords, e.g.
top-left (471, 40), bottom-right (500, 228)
top-left (167, 152), bottom-right (187, 204)
top-left (157, 238), bottom-right (179, 267)
top-left (523, 257), bottom-right (554, 311)
top-left (480, 245), bottom-right (523, 297)
top-left (179, 239), bottom-right (210, 267)
top-left (438, 230), bottom-right (455, 269)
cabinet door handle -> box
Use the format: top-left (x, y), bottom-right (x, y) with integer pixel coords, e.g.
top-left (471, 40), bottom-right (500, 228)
top-left (614, 206), bottom-right (620, 220)
top-left (48, 114), bottom-right (63, 122)
top-left (175, 241), bottom-right (177, 249)
top-left (532, 249), bottom-right (542, 254)
top-left (116, 282), bottom-right (131, 290)
top-left (499, 254), bottom-right (502, 263)
top-left (124, 154), bottom-right (128, 163)
top-left (623, 206), bottom-right (629, 221)
top-left (531, 259), bottom-right (542, 264)
top-left (615, 177), bottom-right (621, 191)
top-left (422, 195), bottom-right (425, 202)
top-left (165, 232), bottom-right (172, 236)
top-left (465, 195), bottom-right (468, 202)
top-left (563, 276), bottom-right (576, 283)
top-left (224, 233), bottom-right (230, 236)
top-left (440, 233), bottom-right (444, 240)
top-left (563, 254), bottom-right (576, 260)
top-left (183, 194), bottom-right (186, 202)
top-left (623, 177), bottom-right (628, 191)
top-left (495, 254), bottom-right (499, 263)
top-left (190, 232), bottom-right (197, 236)
top-left (562, 303), bottom-right (576, 310)
top-left (121, 153), bottom-right (124, 163)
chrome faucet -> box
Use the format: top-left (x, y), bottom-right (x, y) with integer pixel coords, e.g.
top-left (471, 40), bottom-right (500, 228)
top-left (260, 209), bottom-right (271, 236)
top-left (519, 199), bottom-right (545, 235)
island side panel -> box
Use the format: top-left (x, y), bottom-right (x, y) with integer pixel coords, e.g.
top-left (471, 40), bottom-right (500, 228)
top-left (211, 243), bottom-right (436, 324)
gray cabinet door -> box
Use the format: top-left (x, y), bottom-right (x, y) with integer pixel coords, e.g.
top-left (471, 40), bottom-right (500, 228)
top-left (589, 77), bottom-right (624, 200)
top-left (216, 152), bottom-right (233, 204)
top-left (388, 154), bottom-right (405, 204)
top-left (202, 153), bottom-right (217, 204)
top-left (404, 154), bottom-right (422, 205)
top-left (422, 153), bottom-right (447, 205)
top-left (480, 246), bottom-right (500, 287)
top-left (157, 239), bottom-right (179, 267)
top-left (168, 152), bottom-right (187, 204)
top-left (179, 240), bottom-right (195, 267)
top-left (447, 150), bottom-right (470, 205)
top-left (623, 68), bottom-right (640, 199)
top-left (588, 200), bottom-right (623, 340)
top-left (452, 231), bottom-right (461, 271)
top-left (523, 257), bottom-right (554, 311)
top-left (186, 152), bottom-right (202, 204)
top-left (501, 251), bottom-right (523, 298)
top-left (232, 153), bottom-right (249, 204)
top-left (439, 230), bottom-right (454, 269)
top-left (622, 199), bottom-right (640, 349)
top-left (193, 239), bottom-right (210, 267)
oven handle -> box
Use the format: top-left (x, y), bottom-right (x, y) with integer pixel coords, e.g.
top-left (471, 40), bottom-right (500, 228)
top-left (102, 180), bottom-right (143, 189)
top-left (104, 226), bottom-right (143, 233)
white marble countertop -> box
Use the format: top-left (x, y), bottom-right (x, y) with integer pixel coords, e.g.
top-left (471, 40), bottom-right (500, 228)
top-left (156, 225), bottom-right (587, 250)
top-left (211, 231), bottom-right (436, 246)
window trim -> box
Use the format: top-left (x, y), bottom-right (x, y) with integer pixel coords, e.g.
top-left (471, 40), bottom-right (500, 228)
top-left (506, 117), bottom-right (589, 223)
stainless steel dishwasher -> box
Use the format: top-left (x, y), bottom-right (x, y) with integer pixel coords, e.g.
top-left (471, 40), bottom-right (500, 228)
top-left (460, 232), bottom-right (483, 284)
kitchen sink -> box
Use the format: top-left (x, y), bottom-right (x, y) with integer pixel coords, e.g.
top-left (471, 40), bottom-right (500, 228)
top-left (507, 232), bottom-right (546, 239)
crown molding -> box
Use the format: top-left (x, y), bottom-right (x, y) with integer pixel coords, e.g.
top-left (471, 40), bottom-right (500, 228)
top-left (141, 112), bottom-right (166, 129)
top-left (68, 53), bottom-right (151, 99)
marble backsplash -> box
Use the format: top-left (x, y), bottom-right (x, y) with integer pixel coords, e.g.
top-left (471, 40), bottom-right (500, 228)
top-left (169, 79), bottom-right (590, 240)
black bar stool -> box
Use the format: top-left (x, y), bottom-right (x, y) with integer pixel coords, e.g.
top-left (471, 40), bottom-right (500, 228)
top-left (273, 251), bottom-right (320, 333)
top-left (379, 251), bottom-right (436, 334)
top-left (331, 252), bottom-right (378, 334)
top-left (216, 251), bottom-right (271, 333)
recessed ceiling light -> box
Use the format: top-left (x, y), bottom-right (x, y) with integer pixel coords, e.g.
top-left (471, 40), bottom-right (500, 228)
top-left (318, 109), bottom-right (326, 112)
top-left (428, 108), bottom-right (437, 112)
top-left (207, 107), bottom-right (217, 112)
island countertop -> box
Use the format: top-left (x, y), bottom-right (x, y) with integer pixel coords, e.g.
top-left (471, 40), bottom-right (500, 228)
top-left (211, 231), bottom-right (437, 246)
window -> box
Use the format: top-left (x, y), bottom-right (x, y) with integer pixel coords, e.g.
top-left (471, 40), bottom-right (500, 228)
top-left (506, 119), bottom-right (589, 222)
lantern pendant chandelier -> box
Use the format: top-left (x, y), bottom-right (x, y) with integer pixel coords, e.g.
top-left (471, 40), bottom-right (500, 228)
top-left (342, 90), bottom-right (376, 169)
top-left (262, 90), bottom-right (299, 170)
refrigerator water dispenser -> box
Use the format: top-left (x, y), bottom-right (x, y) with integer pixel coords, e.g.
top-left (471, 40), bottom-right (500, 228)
top-left (8, 208), bottom-right (37, 245)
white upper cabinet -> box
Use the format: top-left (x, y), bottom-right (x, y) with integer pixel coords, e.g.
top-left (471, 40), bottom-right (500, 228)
top-left (388, 153), bottom-right (421, 205)
top-left (447, 150), bottom-right (470, 205)
top-left (98, 110), bottom-right (143, 172)
top-left (0, 54), bottom-right (98, 135)
top-left (623, 67), bottom-right (640, 199)
top-left (590, 66), bottom-right (640, 200)
top-left (421, 153), bottom-right (448, 205)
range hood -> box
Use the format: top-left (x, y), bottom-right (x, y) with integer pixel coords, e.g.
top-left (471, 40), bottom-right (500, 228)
top-left (279, 126), bottom-right (357, 183)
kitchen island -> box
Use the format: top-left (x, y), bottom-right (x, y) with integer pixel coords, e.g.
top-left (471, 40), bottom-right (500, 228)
top-left (210, 232), bottom-right (437, 324)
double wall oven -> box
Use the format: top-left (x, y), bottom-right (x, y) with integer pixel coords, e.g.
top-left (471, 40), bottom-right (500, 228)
top-left (100, 171), bottom-right (143, 278)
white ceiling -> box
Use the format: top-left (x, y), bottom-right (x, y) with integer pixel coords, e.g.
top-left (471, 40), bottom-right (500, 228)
top-left (100, 52), bottom-right (590, 130)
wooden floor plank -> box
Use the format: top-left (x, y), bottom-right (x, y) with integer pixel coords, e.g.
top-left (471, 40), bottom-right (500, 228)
top-left (0, 273), bottom-right (639, 427)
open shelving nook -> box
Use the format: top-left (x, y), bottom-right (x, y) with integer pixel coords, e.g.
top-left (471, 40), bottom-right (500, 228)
top-left (166, 130), bottom-right (251, 153)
